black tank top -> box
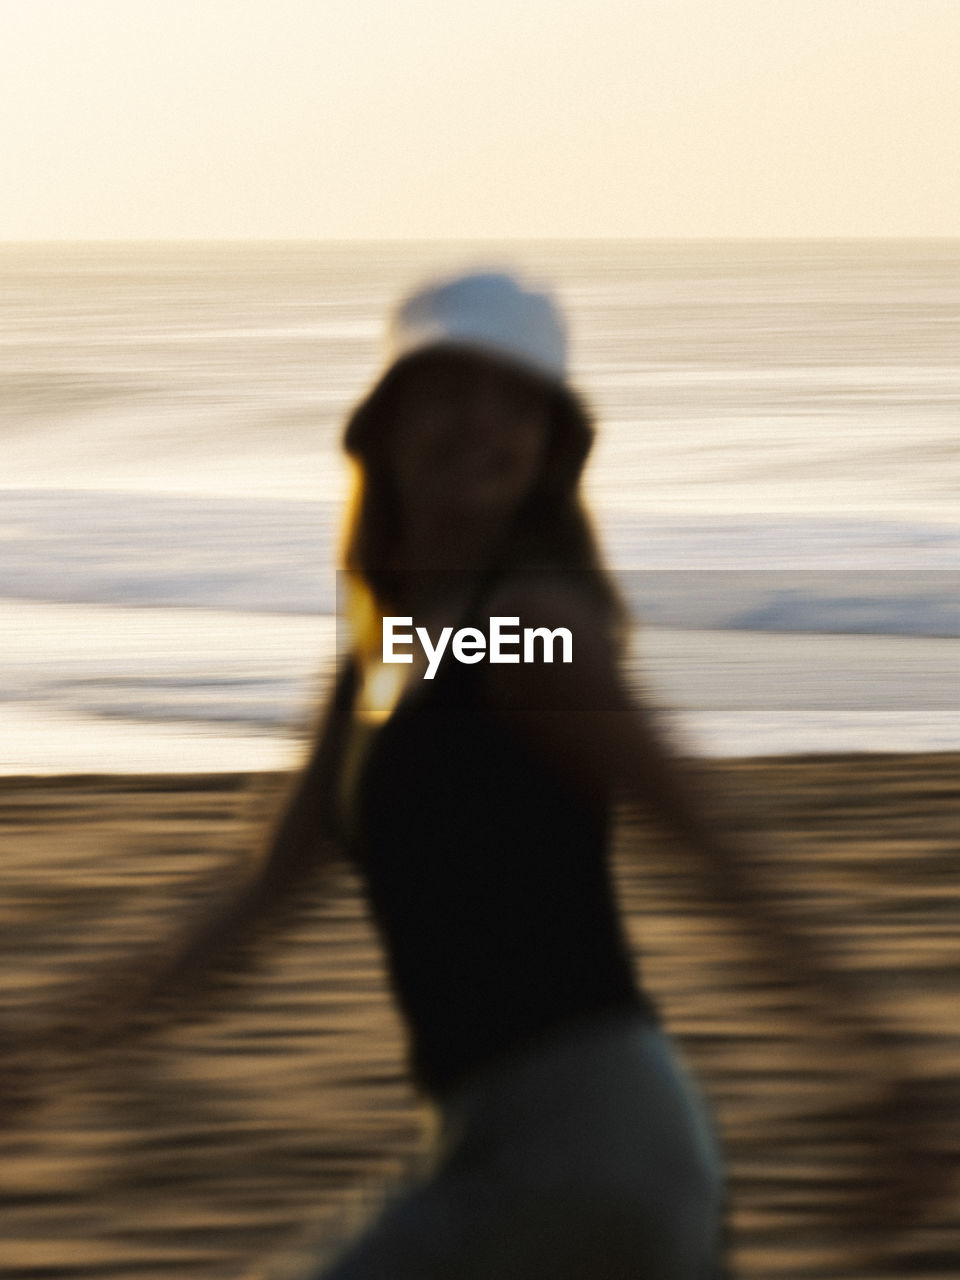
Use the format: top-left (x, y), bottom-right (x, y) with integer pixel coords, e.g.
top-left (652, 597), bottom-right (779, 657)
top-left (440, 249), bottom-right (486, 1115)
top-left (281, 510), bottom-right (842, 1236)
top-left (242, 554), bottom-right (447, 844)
top-left (342, 649), bottom-right (653, 1096)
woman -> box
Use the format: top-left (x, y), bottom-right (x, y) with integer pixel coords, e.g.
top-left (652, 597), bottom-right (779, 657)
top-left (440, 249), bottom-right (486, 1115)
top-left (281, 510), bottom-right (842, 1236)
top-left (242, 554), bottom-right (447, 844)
top-left (204, 271), bottom-right (725, 1278)
top-left (84, 272), bottom-right (936, 1277)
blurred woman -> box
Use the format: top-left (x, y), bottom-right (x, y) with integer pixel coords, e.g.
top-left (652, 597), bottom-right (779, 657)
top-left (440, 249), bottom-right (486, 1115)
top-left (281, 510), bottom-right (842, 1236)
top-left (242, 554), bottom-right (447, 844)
top-left (116, 272), bottom-right (937, 1277)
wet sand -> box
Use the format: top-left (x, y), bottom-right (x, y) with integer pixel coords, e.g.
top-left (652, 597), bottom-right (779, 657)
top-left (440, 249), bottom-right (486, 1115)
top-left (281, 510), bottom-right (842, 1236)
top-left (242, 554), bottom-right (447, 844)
top-left (0, 756), bottom-right (957, 1278)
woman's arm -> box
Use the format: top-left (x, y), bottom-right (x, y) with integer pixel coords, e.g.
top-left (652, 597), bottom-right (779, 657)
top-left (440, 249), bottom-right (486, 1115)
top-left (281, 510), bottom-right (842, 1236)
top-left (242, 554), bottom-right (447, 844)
top-left (152, 660), bottom-right (357, 991)
top-left (482, 582), bottom-right (879, 1014)
top-left (62, 661), bottom-right (358, 1049)
top-left (482, 581), bottom-right (950, 1236)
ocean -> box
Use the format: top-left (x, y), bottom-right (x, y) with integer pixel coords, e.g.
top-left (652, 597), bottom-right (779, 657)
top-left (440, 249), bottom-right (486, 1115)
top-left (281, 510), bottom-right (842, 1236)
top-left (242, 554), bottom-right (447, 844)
top-left (2, 240), bottom-right (959, 773)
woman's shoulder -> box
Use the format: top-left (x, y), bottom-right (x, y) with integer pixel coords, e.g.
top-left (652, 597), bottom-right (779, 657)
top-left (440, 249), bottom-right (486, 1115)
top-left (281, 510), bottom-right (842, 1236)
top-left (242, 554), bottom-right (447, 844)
top-left (482, 571), bottom-right (620, 657)
top-left (471, 572), bottom-right (633, 808)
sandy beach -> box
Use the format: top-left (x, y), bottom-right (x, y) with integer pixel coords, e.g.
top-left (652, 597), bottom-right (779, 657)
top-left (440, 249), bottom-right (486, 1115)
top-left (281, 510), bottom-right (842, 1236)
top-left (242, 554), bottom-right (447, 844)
top-left (0, 754), bottom-right (957, 1279)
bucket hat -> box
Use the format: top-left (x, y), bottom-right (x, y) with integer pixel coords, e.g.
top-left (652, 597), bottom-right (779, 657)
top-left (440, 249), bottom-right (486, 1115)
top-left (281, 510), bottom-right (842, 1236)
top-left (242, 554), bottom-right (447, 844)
top-left (384, 271), bottom-right (567, 385)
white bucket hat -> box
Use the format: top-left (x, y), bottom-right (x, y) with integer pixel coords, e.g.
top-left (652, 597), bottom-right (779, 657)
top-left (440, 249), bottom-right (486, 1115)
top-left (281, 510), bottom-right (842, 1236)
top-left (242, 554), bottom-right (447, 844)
top-left (385, 271), bottom-right (567, 385)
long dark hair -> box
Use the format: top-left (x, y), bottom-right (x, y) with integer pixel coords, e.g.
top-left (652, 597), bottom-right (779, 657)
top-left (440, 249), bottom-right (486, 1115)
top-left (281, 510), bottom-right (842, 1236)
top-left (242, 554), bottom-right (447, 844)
top-left (340, 349), bottom-right (626, 637)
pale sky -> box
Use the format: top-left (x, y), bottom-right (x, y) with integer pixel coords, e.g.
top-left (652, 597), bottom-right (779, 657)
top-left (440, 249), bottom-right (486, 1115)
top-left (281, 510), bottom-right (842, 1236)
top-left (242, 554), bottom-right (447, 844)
top-left (3, 0), bottom-right (959, 239)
